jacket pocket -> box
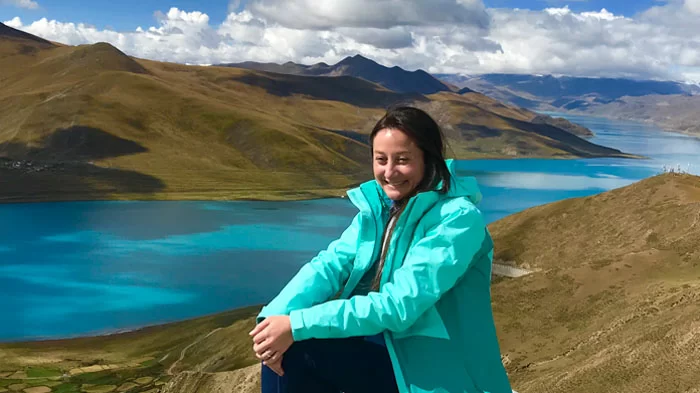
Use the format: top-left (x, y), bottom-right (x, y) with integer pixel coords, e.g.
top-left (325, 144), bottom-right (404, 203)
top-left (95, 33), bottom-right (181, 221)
top-left (393, 305), bottom-right (450, 340)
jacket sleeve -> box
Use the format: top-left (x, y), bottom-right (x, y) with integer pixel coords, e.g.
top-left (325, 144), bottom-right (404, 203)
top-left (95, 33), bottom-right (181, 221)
top-left (256, 212), bottom-right (361, 323)
top-left (288, 205), bottom-right (487, 340)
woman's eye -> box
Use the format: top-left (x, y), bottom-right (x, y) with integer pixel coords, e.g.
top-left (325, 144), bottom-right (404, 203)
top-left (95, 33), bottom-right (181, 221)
top-left (397, 158), bottom-right (409, 163)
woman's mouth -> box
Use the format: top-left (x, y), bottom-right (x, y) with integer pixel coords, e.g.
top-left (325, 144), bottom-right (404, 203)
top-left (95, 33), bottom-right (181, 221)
top-left (386, 181), bottom-right (407, 188)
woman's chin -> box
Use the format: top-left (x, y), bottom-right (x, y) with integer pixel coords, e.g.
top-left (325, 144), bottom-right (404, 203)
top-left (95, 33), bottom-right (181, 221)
top-left (383, 187), bottom-right (406, 201)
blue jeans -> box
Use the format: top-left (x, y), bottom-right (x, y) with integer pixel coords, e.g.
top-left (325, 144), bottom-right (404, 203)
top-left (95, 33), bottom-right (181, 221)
top-left (261, 337), bottom-right (399, 393)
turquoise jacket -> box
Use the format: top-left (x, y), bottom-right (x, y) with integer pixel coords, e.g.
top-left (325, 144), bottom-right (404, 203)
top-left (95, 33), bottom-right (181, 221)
top-left (258, 159), bottom-right (512, 393)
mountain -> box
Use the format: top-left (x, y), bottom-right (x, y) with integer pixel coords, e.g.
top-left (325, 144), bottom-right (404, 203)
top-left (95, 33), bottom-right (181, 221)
top-left (461, 74), bottom-right (693, 100)
top-left (433, 73), bottom-right (474, 92)
top-left (3, 172), bottom-right (698, 393)
top-left (0, 21), bottom-right (54, 47)
top-left (0, 23), bottom-right (631, 204)
top-left (438, 73), bottom-right (700, 136)
top-left (219, 54), bottom-right (453, 95)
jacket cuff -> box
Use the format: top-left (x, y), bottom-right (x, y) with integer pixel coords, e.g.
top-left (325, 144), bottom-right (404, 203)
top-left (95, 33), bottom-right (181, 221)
top-left (256, 306), bottom-right (269, 324)
top-left (289, 309), bottom-right (310, 341)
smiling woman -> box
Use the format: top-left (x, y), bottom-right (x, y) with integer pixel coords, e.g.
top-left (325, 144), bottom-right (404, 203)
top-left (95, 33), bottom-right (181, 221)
top-left (253, 107), bottom-right (513, 393)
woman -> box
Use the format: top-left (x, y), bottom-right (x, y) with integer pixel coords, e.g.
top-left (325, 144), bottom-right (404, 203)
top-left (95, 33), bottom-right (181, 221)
top-left (250, 106), bottom-right (512, 393)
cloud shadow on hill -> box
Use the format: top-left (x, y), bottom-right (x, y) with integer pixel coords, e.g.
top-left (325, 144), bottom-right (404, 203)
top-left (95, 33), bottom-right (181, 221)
top-left (0, 126), bottom-right (165, 200)
top-left (0, 126), bottom-right (149, 161)
top-left (230, 73), bottom-right (429, 109)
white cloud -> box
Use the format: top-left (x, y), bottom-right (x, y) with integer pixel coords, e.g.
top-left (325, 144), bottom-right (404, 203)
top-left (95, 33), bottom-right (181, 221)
top-left (245, 0), bottom-right (490, 30)
top-left (479, 172), bottom-right (636, 191)
top-left (4, 16), bottom-right (22, 28)
top-left (335, 27), bottom-right (413, 50)
top-left (476, 4), bottom-right (700, 80)
top-left (685, 0), bottom-right (700, 14)
top-left (4, 2), bottom-right (700, 82)
top-left (0, 0), bottom-right (38, 10)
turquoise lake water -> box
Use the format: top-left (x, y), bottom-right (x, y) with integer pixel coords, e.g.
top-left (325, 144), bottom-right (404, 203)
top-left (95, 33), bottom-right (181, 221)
top-left (1, 114), bottom-right (699, 342)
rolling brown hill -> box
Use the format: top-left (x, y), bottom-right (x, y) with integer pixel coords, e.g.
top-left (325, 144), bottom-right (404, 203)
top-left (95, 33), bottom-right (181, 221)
top-left (490, 172), bottom-right (700, 393)
top-left (0, 22), bottom-right (632, 204)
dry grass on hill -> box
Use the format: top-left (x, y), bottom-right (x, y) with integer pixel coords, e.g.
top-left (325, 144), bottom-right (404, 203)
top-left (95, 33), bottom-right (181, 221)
top-left (490, 173), bottom-right (700, 393)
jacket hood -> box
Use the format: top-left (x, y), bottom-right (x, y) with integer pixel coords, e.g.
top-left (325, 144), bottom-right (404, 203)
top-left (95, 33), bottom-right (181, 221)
top-left (444, 159), bottom-right (482, 205)
top-left (348, 159), bottom-right (483, 214)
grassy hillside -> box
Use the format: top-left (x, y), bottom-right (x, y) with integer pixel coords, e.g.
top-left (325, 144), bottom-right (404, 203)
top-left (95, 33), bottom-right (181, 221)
top-left (490, 172), bottom-right (700, 392)
top-left (2, 173), bottom-right (698, 393)
top-left (0, 306), bottom-right (261, 393)
top-left (0, 23), bottom-right (633, 203)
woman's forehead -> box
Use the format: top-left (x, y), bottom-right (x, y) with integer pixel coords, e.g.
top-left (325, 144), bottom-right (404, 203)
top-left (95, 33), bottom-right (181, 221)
top-left (373, 129), bottom-right (418, 148)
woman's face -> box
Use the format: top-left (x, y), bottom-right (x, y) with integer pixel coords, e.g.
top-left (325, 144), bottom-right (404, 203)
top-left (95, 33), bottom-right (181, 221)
top-left (372, 128), bottom-right (425, 201)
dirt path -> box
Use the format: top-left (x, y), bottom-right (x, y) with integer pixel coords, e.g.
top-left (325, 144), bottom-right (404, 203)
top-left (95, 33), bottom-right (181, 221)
top-left (167, 328), bottom-right (223, 375)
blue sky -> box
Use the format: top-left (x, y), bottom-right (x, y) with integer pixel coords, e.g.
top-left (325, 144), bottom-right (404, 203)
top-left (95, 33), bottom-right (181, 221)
top-left (0, 1), bottom-right (235, 30)
top-left (0, 0), bottom-right (665, 31)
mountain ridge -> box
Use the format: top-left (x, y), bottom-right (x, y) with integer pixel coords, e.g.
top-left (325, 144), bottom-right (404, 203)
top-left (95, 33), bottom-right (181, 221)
top-left (0, 21), bottom-right (55, 47)
top-left (218, 54), bottom-right (453, 95)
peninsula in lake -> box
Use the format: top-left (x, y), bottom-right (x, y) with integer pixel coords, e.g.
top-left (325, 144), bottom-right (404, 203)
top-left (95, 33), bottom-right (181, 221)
top-left (0, 22), bottom-right (634, 204)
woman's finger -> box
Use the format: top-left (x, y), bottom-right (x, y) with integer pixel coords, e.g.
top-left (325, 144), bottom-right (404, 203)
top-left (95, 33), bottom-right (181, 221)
top-left (249, 320), bottom-right (268, 336)
top-left (260, 350), bottom-right (275, 361)
top-left (253, 340), bottom-right (270, 355)
top-left (266, 351), bottom-right (282, 364)
top-left (252, 330), bottom-right (269, 345)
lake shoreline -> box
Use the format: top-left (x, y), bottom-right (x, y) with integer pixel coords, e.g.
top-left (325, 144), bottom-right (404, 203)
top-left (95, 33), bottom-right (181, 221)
top-left (0, 305), bottom-right (265, 345)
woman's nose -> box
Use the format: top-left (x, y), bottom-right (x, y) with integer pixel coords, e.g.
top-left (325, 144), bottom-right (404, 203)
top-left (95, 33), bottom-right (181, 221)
top-left (384, 162), bottom-right (398, 179)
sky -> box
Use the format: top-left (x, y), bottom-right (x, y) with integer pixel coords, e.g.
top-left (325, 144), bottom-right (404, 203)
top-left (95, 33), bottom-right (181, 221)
top-left (2, 0), bottom-right (700, 82)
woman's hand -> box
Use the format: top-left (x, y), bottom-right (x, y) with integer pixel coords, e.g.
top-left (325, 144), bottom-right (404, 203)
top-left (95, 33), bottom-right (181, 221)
top-left (250, 316), bottom-right (294, 368)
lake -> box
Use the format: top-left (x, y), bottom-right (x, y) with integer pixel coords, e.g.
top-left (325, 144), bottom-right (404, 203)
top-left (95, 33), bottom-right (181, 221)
top-left (1, 114), bottom-right (699, 342)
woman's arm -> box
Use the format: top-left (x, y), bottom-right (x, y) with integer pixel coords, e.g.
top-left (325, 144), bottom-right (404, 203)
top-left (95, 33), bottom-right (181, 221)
top-left (257, 212), bottom-right (362, 323)
top-left (288, 204), bottom-right (488, 340)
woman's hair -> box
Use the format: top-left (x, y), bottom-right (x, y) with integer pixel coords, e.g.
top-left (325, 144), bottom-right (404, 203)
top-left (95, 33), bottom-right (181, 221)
top-left (368, 106), bottom-right (451, 291)
top-left (369, 106), bottom-right (451, 195)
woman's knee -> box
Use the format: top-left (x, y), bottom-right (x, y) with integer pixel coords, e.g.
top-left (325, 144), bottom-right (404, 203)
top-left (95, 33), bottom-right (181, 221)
top-left (281, 339), bottom-right (318, 371)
